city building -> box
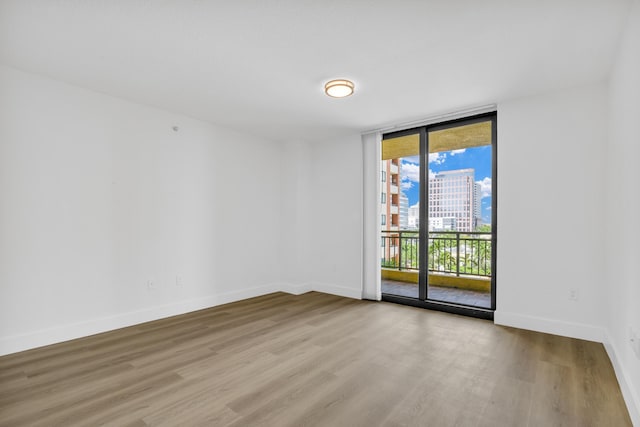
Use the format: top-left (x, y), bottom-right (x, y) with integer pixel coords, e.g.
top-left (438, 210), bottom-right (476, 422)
top-left (399, 191), bottom-right (409, 229)
top-left (408, 202), bottom-right (420, 229)
top-left (474, 182), bottom-right (482, 228)
top-left (429, 216), bottom-right (457, 231)
top-left (428, 168), bottom-right (482, 232)
top-left (380, 159), bottom-right (400, 231)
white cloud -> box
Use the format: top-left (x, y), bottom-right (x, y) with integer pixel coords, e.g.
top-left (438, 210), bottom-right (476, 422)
top-left (429, 152), bottom-right (446, 164)
top-left (477, 177), bottom-right (492, 198)
top-left (404, 155), bottom-right (420, 164)
top-left (399, 162), bottom-right (437, 183)
top-left (401, 162), bottom-right (420, 183)
top-left (400, 152), bottom-right (453, 168)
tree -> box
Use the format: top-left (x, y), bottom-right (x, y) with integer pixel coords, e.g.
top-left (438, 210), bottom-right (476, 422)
top-left (400, 232), bottom-right (419, 269)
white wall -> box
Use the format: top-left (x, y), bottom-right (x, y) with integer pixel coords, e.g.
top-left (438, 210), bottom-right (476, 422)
top-left (495, 83), bottom-right (608, 341)
top-left (277, 135), bottom-right (363, 299)
top-left (605, 0), bottom-right (640, 423)
top-left (0, 65), bottom-right (282, 355)
top-left (278, 140), bottom-right (313, 293)
top-left (307, 134), bottom-right (363, 298)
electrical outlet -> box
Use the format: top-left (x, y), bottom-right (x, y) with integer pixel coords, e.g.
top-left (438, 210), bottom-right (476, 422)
top-left (147, 280), bottom-right (155, 290)
top-left (176, 276), bottom-right (183, 287)
top-left (568, 288), bottom-right (579, 301)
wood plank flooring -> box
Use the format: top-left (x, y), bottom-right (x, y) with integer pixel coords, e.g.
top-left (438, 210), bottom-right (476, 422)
top-left (0, 292), bottom-right (632, 426)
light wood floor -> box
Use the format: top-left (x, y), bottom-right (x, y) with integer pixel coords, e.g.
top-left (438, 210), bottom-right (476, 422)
top-left (0, 292), bottom-right (632, 426)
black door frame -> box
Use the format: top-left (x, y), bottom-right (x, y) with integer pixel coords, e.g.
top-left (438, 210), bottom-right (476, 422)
top-left (381, 111), bottom-right (497, 320)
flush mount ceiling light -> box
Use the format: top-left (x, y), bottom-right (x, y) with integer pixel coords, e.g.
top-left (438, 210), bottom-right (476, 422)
top-left (324, 79), bottom-right (355, 98)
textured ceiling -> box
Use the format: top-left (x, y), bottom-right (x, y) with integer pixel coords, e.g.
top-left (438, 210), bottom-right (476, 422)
top-left (0, 0), bottom-right (632, 142)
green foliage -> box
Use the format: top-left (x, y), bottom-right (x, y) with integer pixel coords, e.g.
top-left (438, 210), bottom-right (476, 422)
top-left (381, 259), bottom-right (398, 268)
top-left (385, 231), bottom-right (492, 277)
top-left (401, 234), bottom-right (419, 269)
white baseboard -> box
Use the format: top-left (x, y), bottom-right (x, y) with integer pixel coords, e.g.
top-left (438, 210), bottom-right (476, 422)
top-left (0, 281), bottom-right (363, 356)
top-left (279, 282), bottom-right (313, 295)
top-left (604, 333), bottom-right (640, 427)
top-left (0, 282), bottom-right (281, 357)
top-left (310, 282), bottom-right (362, 300)
top-left (494, 311), bottom-right (606, 343)
top-left (278, 281), bottom-right (362, 300)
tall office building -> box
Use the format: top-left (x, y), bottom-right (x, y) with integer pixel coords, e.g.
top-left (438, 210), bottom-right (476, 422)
top-left (399, 191), bottom-right (409, 229)
top-left (473, 182), bottom-right (482, 228)
top-left (408, 203), bottom-right (419, 229)
top-left (428, 168), bottom-right (482, 232)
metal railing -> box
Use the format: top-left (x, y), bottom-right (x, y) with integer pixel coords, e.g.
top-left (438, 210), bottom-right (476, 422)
top-left (381, 230), bottom-right (492, 277)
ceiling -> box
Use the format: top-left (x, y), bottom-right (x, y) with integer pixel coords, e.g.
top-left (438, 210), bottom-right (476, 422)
top-left (0, 0), bottom-right (631, 143)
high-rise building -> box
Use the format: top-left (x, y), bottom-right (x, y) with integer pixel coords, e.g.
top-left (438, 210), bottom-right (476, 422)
top-left (473, 182), bottom-right (482, 228)
top-left (408, 202), bottom-right (420, 229)
top-left (429, 216), bottom-right (457, 231)
top-left (428, 168), bottom-right (482, 232)
top-left (399, 191), bottom-right (409, 229)
top-left (380, 159), bottom-right (400, 231)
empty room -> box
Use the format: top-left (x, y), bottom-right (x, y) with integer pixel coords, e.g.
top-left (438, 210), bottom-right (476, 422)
top-left (1, 1), bottom-right (639, 426)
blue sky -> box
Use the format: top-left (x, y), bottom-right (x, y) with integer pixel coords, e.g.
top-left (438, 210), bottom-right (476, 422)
top-left (400, 145), bottom-right (492, 224)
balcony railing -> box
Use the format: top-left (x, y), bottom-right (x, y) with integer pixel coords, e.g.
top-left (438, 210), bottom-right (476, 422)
top-left (381, 230), bottom-right (492, 277)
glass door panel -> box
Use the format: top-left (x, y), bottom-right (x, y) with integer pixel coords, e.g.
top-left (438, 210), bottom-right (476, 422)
top-left (380, 131), bottom-right (421, 299)
top-left (426, 119), bottom-right (494, 309)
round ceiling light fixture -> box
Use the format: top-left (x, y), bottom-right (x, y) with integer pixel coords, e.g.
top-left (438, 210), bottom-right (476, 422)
top-left (324, 79), bottom-right (355, 98)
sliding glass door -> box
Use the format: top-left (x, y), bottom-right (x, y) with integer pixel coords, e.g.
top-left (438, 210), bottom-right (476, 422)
top-left (380, 112), bottom-right (496, 319)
